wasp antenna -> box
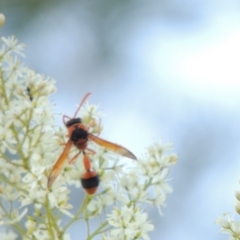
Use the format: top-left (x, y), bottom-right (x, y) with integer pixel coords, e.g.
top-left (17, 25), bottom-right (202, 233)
top-left (62, 114), bottom-right (71, 125)
top-left (73, 92), bottom-right (91, 118)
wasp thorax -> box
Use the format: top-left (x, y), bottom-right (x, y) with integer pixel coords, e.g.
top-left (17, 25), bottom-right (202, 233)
top-left (66, 118), bottom-right (81, 128)
top-left (70, 127), bottom-right (88, 142)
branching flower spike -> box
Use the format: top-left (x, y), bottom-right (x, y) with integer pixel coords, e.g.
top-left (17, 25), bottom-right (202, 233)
top-left (0, 29), bottom-right (178, 239)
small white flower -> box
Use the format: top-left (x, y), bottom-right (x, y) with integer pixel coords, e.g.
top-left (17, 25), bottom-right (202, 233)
top-left (31, 225), bottom-right (55, 240)
top-left (151, 193), bottom-right (166, 215)
top-left (20, 188), bottom-right (47, 207)
top-left (22, 166), bottom-right (47, 189)
top-left (1, 36), bottom-right (25, 57)
top-left (216, 214), bottom-right (232, 229)
top-left (0, 229), bottom-right (18, 240)
top-left (107, 205), bottom-right (154, 239)
top-left (133, 210), bottom-right (154, 240)
top-left (88, 198), bottom-right (104, 216)
top-left (25, 217), bottom-right (37, 235)
top-left (47, 182), bottom-right (72, 211)
top-left (236, 191), bottom-right (240, 202)
top-left (4, 208), bottom-right (28, 225)
top-left (231, 221), bottom-right (240, 235)
top-left (235, 200), bottom-right (240, 215)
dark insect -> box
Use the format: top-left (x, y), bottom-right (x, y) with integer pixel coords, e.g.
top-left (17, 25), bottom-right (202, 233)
top-left (47, 93), bottom-right (137, 194)
top-left (27, 87), bottom-right (33, 101)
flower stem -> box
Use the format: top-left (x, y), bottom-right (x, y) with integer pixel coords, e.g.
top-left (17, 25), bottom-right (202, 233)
top-left (62, 195), bottom-right (91, 233)
top-left (86, 221), bottom-right (109, 240)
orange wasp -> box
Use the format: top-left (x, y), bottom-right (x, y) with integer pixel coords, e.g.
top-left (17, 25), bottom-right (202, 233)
top-left (47, 93), bottom-right (137, 194)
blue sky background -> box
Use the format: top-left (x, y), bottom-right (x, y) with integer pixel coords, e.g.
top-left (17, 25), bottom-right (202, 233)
top-left (1, 0), bottom-right (240, 239)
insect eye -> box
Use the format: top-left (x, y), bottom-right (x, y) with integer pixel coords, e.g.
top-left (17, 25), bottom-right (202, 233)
top-left (66, 118), bottom-right (81, 128)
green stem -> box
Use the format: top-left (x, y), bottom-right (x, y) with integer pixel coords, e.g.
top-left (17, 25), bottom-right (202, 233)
top-left (0, 174), bottom-right (27, 194)
top-left (98, 226), bottom-right (112, 234)
top-left (86, 221), bottom-right (109, 240)
top-left (0, 69), bottom-right (9, 106)
top-left (0, 151), bottom-right (24, 168)
top-left (143, 177), bottom-right (153, 191)
top-left (0, 200), bottom-right (27, 237)
top-left (62, 195), bottom-right (91, 233)
top-left (45, 196), bottom-right (62, 239)
top-left (85, 214), bottom-right (90, 237)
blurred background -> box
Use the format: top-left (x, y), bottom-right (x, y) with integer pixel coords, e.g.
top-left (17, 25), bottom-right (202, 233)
top-left (1, 0), bottom-right (240, 239)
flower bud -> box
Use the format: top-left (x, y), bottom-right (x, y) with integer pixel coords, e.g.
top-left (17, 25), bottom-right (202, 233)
top-left (235, 191), bottom-right (240, 201)
top-left (215, 216), bottom-right (231, 229)
top-left (235, 200), bottom-right (240, 215)
top-left (0, 14), bottom-right (5, 28)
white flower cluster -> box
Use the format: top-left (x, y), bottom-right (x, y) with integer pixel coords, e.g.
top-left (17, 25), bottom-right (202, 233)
top-left (216, 214), bottom-right (240, 240)
top-left (216, 189), bottom-right (240, 240)
top-left (88, 141), bottom-right (177, 239)
top-left (104, 205), bottom-right (154, 240)
top-left (0, 35), bottom-right (178, 240)
top-left (0, 35), bottom-right (61, 239)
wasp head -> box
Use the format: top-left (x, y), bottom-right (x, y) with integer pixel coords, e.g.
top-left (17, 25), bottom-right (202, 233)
top-left (66, 118), bottom-right (81, 128)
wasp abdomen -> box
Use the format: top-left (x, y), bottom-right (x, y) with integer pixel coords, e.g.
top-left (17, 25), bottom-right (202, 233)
top-left (81, 171), bottom-right (99, 195)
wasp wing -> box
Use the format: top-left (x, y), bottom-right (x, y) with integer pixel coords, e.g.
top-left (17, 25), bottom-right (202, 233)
top-left (88, 133), bottom-right (137, 160)
top-left (48, 140), bottom-right (73, 188)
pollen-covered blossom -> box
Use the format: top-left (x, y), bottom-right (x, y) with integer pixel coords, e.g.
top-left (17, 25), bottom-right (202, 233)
top-left (0, 31), bottom-right (178, 239)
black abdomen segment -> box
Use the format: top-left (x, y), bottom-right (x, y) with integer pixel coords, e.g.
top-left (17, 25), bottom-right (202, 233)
top-left (81, 175), bottom-right (99, 189)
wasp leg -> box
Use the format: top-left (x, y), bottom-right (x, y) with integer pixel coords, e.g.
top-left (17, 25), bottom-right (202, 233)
top-left (69, 151), bottom-right (81, 164)
top-left (85, 148), bottom-right (96, 156)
